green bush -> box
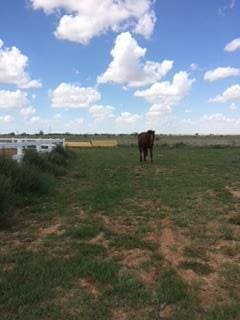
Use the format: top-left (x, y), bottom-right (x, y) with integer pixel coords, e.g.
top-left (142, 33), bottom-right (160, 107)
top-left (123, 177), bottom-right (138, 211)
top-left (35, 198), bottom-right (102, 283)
top-left (22, 149), bottom-right (50, 171)
top-left (0, 146), bottom-right (72, 223)
top-left (16, 163), bottom-right (53, 195)
top-left (0, 155), bottom-right (19, 179)
top-left (23, 148), bottom-right (71, 176)
top-left (0, 174), bottom-right (15, 222)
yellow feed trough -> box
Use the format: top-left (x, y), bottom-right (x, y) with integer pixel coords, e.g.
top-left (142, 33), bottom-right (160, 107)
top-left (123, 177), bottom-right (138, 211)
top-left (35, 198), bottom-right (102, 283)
top-left (65, 141), bottom-right (92, 148)
top-left (66, 140), bottom-right (118, 148)
top-left (90, 140), bottom-right (118, 147)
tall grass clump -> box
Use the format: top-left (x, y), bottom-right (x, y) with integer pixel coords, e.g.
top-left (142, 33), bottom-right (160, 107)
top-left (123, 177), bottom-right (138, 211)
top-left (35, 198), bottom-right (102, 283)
top-left (0, 174), bottom-right (14, 223)
top-left (23, 146), bottom-right (73, 176)
top-left (0, 146), bottom-right (74, 222)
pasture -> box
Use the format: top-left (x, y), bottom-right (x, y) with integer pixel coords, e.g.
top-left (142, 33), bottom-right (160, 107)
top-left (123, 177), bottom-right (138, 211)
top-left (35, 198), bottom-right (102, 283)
top-left (1, 145), bottom-right (240, 319)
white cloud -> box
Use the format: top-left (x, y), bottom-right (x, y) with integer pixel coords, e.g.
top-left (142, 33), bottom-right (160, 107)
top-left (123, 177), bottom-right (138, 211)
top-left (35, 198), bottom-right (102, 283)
top-left (135, 71), bottom-right (195, 128)
top-left (20, 106), bottom-right (36, 117)
top-left (224, 38), bottom-right (240, 52)
top-left (209, 84), bottom-right (240, 103)
top-left (0, 89), bottom-right (30, 109)
top-left (29, 116), bottom-right (41, 123)
top-left (98, 32), bottom-right (173, 88)
top-left (189, 63), bottom-right (199, 71)
top-left (50, 82), bottom-right (101, 108)
top-left (135, 71), bottom-right (195, 104)
top-left (145, 104), bottom-right (172, 124)
top-left (204, 67), bottom-right (240, 81)
top-left (53, 113), bottom-right (62, 119)
top-left (0, 115), bottom-right (14, 123)
top-left (229, 102), bottom-right (238, 111)
top-left (89, 105), bottom-right (115, 121)
top-left (181, 113), bottom-right (240, 134)
top-left (134, 11), bottom-right (156, 39)
top-left (65, 118), bottom-right (85, 133)
top-left (116, 112), bottom-right (141, 125)
top-left (30, 0), bottom-right (156, 44)
top-left (0, 39), bottom-right (42, 89)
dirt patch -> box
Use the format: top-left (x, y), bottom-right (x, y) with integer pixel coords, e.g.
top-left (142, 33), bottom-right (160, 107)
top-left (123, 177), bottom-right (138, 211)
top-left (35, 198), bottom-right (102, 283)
top-left (144, 217), bottom-right (230, 307)
top-left (78, 278), bottom-right (100, 297)
top-left (206, 190), bottom-right (218, 198)
top-left (112, 309), bottom-right (128, 320)
top-left (137, 267), bottom-right (160, 285)
top-left (38, 217), bottom-right (63, 236)
top-left (159, 304), bottom-right (174, 319)
top-left (100, 215), bottom-right (135, 235)
top-left (2, 263), bottom-right (15, 272)
top-left (226, 186), bottom-right (240, 198)
top-left (145, 217), bottom-right (187, 267)
top-left (121, 248), bottom-right (150, 268)
top-left (155, 166), bottom-right (175, 176)
top-left (88, 232), bottom-right (109, 248)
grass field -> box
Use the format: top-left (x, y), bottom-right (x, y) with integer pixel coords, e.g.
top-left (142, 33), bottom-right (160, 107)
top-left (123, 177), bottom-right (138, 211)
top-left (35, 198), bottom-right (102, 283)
top-left (1, 146), bottom-right (240, 319)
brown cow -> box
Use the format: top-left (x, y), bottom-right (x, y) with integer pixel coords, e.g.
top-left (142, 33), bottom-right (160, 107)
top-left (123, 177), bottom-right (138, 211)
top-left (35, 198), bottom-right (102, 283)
top-left (138, 130), bottom-right (155, 162)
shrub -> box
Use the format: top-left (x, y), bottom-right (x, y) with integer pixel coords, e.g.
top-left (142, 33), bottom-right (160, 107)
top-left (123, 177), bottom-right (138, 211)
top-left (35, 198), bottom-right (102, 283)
top-left (47, 150), bottom-right (67, 167)
top-left (0, 155), bottom-right (19, 180)
top-left (0, 174), bottom-right (15, 223)
top-left (15, 163), bottom-right (53, 195)
top-left (23, 146), bottom-right (73, 176)
top-left (23, 149), bottom-right (49, 171)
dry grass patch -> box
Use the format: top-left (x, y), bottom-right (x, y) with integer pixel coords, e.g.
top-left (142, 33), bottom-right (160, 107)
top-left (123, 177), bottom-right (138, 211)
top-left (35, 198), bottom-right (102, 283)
top-left (112, 308), bottom-right (128, 320)
top-left (89, 232), bottom-right (109, 248)
top-left (119, 248), bottom-right (150, 268)
top-left (226, 186), bottom-right (240, 199)
top-left (78, 278), bottom-right (100, 297)
top-left (100, 214), bottom-right (136, 235)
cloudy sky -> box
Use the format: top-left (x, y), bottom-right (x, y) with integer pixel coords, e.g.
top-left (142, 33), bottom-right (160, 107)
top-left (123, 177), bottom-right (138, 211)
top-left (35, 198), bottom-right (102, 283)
top-left (0, 0), bottom-right (240, 134)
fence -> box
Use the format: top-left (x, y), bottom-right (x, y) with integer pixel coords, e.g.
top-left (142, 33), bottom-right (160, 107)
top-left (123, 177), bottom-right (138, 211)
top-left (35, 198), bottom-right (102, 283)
top-left (0, 138), bottom-right (65, 162)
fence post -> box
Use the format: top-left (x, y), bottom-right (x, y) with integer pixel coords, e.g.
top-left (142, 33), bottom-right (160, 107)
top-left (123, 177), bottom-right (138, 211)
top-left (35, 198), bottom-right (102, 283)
top-left (17, 142), bottom-right (23, 163)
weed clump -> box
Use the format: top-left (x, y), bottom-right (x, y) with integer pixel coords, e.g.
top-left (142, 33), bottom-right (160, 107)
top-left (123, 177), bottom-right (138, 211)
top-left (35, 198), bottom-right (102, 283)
top-left (0, 145), bottom-right (74, 224)
top-left (0, 174), bottom-right (15, 223)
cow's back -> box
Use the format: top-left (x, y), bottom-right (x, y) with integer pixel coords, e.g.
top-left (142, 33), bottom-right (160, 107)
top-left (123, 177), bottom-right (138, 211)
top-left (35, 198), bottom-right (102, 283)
top-left (138, 132), bottom-right (151, 147)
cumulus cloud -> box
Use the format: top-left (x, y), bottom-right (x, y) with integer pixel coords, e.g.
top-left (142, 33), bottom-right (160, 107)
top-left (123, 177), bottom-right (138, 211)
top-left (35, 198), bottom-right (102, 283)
top-left (65, 118), bottom-right (85, 133)
top-left (209, 84), bottom-right (240, 103)
top-left (50, 82), bottom-right (101, 108)
top-left (181, 113), bottom-right (240, 134)
top-left (116, 112), bottom-right (141, 125)
top-left (134, 10), bottom-right (156, 39)
top-left (0, 39), bottom-right (42, 89)
top-left (98, 32), bottom-right (173, 88)
top-left (0, 115), bottom-right (14, 123)
top-left (224, 38), bottom-right (240, 52)
top-left (30, 0), bottom-right (156, 44)
top-left (0, 89), bottom-right (31, 109)
top-left (135, 71), bottom-right (195, 128)
top-left (204, 67), bottom-right (240, 81)
top-left (20, 106), bottom-right (36, 117)
top-left (89, 105), bottom-right (115, 121)
top-left (135, 71), bottom-right (195, 105)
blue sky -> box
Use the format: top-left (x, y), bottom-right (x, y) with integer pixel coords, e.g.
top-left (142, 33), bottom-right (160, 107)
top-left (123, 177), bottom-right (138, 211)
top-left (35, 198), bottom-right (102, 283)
top-left (0, 0), bottom-right (240, 134)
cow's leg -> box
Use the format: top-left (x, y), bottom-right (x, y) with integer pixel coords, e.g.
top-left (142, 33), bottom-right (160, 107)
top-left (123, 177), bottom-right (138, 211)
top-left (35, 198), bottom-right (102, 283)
top-left (150, 147), bottom-right (153, 162)
top-left (139, 146), bottom-right (143, 162)
top-left (143, 147), bottom-right (148, 162)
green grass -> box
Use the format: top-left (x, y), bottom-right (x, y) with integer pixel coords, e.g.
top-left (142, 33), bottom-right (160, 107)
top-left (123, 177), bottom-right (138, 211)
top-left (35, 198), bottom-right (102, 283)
top-left (1, 146), bottom-right (240, 319)
top-left (154, 268), bottom-right (189, 304)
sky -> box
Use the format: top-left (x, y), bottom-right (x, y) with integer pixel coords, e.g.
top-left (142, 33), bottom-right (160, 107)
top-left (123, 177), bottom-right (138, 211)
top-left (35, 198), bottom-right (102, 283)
top-left (0, 0), bottom-right (240, 134)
